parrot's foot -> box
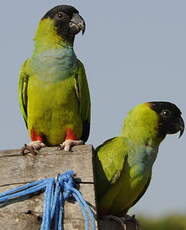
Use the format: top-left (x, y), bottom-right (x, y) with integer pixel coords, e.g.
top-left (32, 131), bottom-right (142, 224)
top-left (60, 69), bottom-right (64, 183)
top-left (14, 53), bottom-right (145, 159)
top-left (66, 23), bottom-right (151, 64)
top-left (21, 141), bottom-right (46, 155)
top-left (104, 214), bottom-right (141, 230)
top-left (57, 140), bottom-right (84, 152)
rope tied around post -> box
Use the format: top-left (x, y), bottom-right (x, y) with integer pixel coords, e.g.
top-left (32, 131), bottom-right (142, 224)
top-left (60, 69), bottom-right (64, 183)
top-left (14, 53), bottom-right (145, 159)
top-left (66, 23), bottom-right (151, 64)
top-left (0, 170), bottom-right (96, 230)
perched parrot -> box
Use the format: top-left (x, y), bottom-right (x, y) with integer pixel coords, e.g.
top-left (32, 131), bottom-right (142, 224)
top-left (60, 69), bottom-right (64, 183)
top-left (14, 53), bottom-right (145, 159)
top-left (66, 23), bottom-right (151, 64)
top-left (95, 102), bottom-right (184, 227)
top-left (18, 5), bottom-right (90, 154)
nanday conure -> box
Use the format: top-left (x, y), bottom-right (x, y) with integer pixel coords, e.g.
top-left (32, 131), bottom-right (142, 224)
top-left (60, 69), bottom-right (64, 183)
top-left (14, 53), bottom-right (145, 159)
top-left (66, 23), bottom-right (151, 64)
top-left (95, 102), bottom-right (184, 227)
top-left (18, 5), bottom-right (90, 154)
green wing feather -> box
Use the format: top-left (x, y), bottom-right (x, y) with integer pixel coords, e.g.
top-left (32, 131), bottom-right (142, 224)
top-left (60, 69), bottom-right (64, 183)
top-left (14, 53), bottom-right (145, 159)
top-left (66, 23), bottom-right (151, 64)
top-left (74, 60), bottom-right (91, 142)
top-left (95, 137), bottom-right (128, 200)
top-left (130, 174), bottom-right (151, 208)
top-left (18, 59), bottom-right (30, 127)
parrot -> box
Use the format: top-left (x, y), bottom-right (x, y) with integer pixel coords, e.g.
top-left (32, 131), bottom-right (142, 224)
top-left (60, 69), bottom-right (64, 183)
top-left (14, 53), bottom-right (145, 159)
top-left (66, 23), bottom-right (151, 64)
top-left (18, 5), bottom-right (90, 154)
top-left (95, 101), bottom-right (184, 228)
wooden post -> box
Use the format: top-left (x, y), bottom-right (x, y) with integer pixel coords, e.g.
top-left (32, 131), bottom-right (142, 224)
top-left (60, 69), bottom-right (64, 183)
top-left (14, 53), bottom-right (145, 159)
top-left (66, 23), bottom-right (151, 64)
top-left (0, 145), bottom-right (139, 230)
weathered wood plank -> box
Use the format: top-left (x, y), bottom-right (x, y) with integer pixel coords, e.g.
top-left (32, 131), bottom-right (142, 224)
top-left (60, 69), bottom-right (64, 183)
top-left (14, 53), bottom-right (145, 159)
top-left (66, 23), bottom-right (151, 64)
top-left (0, 145), bottom-right (97, 230)
top-left (0, 146), bottom-right (94, 184)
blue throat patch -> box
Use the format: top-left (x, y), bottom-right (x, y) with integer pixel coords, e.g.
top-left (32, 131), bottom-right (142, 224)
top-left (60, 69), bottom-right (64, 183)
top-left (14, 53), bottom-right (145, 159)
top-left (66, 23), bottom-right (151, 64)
top-left (30, 47), bottom-right (78, 82)
top-left (127, 141), bottom-right (158, 178)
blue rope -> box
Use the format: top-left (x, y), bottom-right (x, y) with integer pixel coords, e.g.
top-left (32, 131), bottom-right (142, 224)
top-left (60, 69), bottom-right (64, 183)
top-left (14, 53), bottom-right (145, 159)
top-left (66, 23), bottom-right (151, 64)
top-left (0, 170), bottom-right (96, 230)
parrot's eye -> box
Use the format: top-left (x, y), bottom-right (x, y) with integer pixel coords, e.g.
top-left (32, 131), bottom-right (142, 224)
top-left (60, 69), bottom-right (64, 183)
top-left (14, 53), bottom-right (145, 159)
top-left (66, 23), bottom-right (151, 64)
top-left (58, 12), bottom-right (64, 18)
top-left (161, 109), bottom-right (172, 118)
top-left (56, 12), bottom-right (68, 20)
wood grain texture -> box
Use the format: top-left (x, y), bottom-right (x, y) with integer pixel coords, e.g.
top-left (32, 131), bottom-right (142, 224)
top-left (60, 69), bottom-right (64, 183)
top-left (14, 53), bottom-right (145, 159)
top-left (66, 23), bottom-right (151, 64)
top-left (0, 145), bottom-right (96, 230)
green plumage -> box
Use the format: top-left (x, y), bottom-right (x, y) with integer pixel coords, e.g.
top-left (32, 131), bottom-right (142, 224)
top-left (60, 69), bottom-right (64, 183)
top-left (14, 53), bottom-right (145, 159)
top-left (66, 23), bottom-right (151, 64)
top-left (95, 102), bottom-right (184, 216)
top-left (18, 10), bottom-right (90, 146)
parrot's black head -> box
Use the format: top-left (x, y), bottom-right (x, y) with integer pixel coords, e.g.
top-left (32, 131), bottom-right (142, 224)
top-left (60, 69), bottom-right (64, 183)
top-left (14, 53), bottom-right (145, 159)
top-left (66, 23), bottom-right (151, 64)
top-left (42, 5), bottom-right (85, 42)
top-left (150, 101), bottom-right (184, 138)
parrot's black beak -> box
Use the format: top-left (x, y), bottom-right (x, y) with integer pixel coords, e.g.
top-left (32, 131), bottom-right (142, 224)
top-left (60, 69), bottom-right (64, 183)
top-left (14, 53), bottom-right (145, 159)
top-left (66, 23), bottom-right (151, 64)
top-left (164, 116), bottom-right (185, 138)
top-left (69, 13), bottom-right (86, 35)
top-left (178, 116), bottom-right (185, 138)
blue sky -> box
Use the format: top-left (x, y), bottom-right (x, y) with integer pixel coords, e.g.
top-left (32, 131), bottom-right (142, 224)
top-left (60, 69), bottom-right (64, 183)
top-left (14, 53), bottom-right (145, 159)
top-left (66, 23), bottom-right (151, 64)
top-left (0, 0), bottom-right (186, 217)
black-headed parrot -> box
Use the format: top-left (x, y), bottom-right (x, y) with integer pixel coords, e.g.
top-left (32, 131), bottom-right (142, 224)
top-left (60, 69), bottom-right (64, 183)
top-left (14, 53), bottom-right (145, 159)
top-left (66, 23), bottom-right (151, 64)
top-left (95, 102), bottom-right (184, 228)
top-left (18, 5), bottom-right (90, 154)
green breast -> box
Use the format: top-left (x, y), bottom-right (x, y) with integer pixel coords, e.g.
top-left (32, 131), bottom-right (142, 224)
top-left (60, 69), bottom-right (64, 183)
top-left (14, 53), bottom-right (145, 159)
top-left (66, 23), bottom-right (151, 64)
top-left (26, 48), bottom-right (82, 145)
top-left (27, 77), bottom-right (82, 145)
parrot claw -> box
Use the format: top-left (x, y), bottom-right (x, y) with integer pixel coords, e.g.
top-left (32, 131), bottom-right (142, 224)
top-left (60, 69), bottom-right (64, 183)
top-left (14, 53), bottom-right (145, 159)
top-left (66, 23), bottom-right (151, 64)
top-left (104, 214), bottom-right (141, 230)
top-left (57, 140), bottom-right (84, 152)
top-left (21, 141), bottom-right (46, 156)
